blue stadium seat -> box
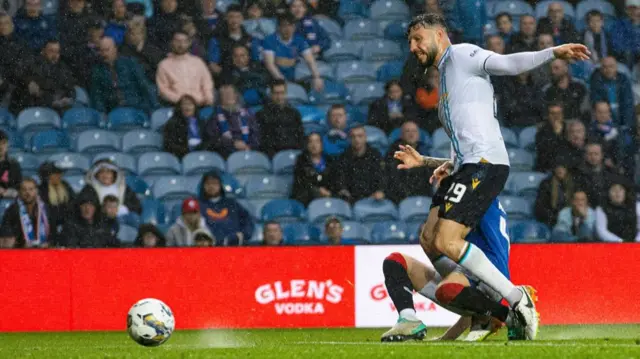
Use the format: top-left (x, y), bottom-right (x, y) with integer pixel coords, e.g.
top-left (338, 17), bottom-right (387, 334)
top-left (308, 80), bottom-right (351, 105)
top-left (338, 1), bottom-right (369, 21)
top-left (137, 152), bottom-right (181, 176)
top-left (499, 196), bottom-right (533, 220)
top-left (370, 0), bottom-right (410, 21)
top-left (245, 175), bottom-right (290, 199)
top-left (0, 198), bottom-right (13, 222)
top-left (74, 86), bottom-right (89, 106)
top-left (283, 223), bottom-right (321, 245)
top-left (364, 125), bottom-right (389, 154)
top-left (507, 171), bottom-right (546, 198)
top-left (535, 0), bottom-right (575, 20)
top-left (303, 122), bottom-right (328, 136)
top-left (3, 129), bottom-right (23, 151)
top-left (64, 175), bottom-right (87, 193)
top-left (432, 128), bottom-right (451, 150)
top-left (61, 107), bottom-right (102, 133)
top-left (272, 150), bottom-right (301, 175)
top-left (314, 16), bottom-right (343, 39)
top-left (361, 39), bottom-right (403, 62)
top-left (295, 61), bottom-right (334, 82)
top-left (353, 198), bottom-right (399, 223)
top-left (388, 127), bottom-right (431, 146)
top-left (307, 198), bottom-right (352, 224)
top-left (519, 126), bottom-right (537, 151)
top-left (216, 0), bottom-right (239, 12)
top-left (296, 105), bottom-right (325, 123)
top-left (508, 148), bottom-right (534, 171)
top-left (371, 221), bottom-right (408, 244)
top-left (399, 196), bottom-right (432, 224)
top-left (0, 108), bottom-right (15, 128)
top-left (17, 107), bottom-right (61, 134)
top-left (93, 152), bottom-right (137, 175)
top-left (383, 21), bottom-right (409, 41)
top-left (122, 130), bottom-right (163, 154)
top-left (227, 151), bottom-right (271, 175)
top-left (11, 152), bottom-right (41, 176)
top-left (285, 82), bottom-right (309, 105)
top-left (406, 221), bottom-right (423, 244)
top-left (182, 151), bottom-right (225, 175)
top-left (151, 108), bottom-right (174, 130)
top-left (261, 199), bottom-right (306, 222)
top-left (237, 199), bottom-right (257, 219)
top-left (243, 18), bottom-right (276, 38)
top-left (344, 19), bottom-right (380, 41)
top-left (377, 60), bottom-right (404, 82)
top-left (509, 220), bottom-right (550, 243)
top-left (152, 176), bottom-right (195, 201)
top-left (117, 224), bottom-right (138, 245)
top-left (322, 40), bottom-right (361, 62)
top-left (31, 130), bottom-right (70, 153)
top-left (186, 172), bottom-right (245, 198)
top-left (349, 82), bottom-right (385, 105)
top-left (141, 198), bottom-right (167, 224)
top-left (48, 153), bottom-right (91, 175)
top-left (336, 61), bottom-right (377, 84)
top-left (246, 199), bottom-right (269, 219)
top-left (337, 221), bottom-right (370, 244)
top-left (491, 0), bottom-right (534, 18)
top-left (106, 108), bottom-right (149, 132)
top-left (247, 223), bottom-right (264, 245)
top-left (76, 130), bottom-right (121, 153)
top-left (126, 174), bottom-right (151, 197)
top-left (501, 127), bottom-right (519, 148)
top-left (118, 212), bottom-right (141, 228)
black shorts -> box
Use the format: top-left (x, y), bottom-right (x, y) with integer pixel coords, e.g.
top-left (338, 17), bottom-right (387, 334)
top-left (430, 162), bottom-right (509, 228)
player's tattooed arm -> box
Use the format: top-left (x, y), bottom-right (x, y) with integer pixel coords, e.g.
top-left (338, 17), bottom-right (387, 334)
top-left (421, 156), bottom-right (451, 168)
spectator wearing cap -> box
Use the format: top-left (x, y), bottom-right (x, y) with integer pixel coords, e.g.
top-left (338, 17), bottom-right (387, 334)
top-left (148, 0), bottom-right (183, 52)
top-left (119, 18), bottom-right (164, 82)
top-left (292, 132), bottom-right (338, 206)
top-left (13, 0), bottom-right (56, 52)
top-left (38, 161), bottom-right (74, 242)
top-left (322, 104), bottom-right (349, 158)
top-left (0, 225), bottom-right (16, 248)
top-left (219, 44), bottom-right (268, 106)
top-left (163, 95), bottom-right (211, 159)
top-left (263, 221), bottom-right (283, 246)
top-left (61, 186), bottom-right (119, 248)
top-left (207, 5), bottom-right (254, 77)
top-left (290, 0), bottom-right (331, 57)
top-left (156, 30), bottom-right (214, 106)
top-left (193, 229), bottom-right (215, 246)
top-left (535, 157), bottom-right (575, 227)
top-left (1, 178), bottom-right (50, 248)
top-left (590, 57), bottom-right (635, 130)
top-left (255, 79), bottom-right (303, 157)
top-left (0, 130), bottom-right (22, 199)
top-left (104, 0), bottom-right (129, 46)
top-left (324, 217), bottom-right (343, 245)
top-left (536, 1), bottom-right (579, 45)
top-left (83, 159), bottom-right (141, 215)
top-left (367, 80), bottom-right (417, 135)
top-left (101, 194), bottom-right (120, 238)
top-left (90, 36), bottom-right (158, 113)
top-left (611, 0), bottom-right (640, 68)
top-left (166, 197), bottom-right (214, 247)
top-left (134, 223), bottom-right (166, 247)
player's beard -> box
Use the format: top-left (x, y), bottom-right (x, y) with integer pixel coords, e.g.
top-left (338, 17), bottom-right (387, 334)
top-left (415, 42), bottom-right (440, 72)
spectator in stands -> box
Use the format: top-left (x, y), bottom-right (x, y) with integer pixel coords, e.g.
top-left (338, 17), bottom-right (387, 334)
top-left (590, 57), bottom-right (635, 129)
top-left (38, 162), bottom-right (74, 242)
top-left (1, 178), bottom-right (50, 248)
top-left (536, 103), bottom-right (568, 172)
top-left (62, 186), bottom-right (118, 248)
top-left (119, 20), bottom-right (164, 82)
top-left (90, 37), bottom-right (158, 113)
top-left (262, 12), bottom-right (323, 92)
top-left (564, 120), bottom-right (588, 170)
top-left (263, 221), bottom-right (284, 246)
top-left (58, 0), bottom-right (93, 67)
top-left (292, 132), bottom-right (337, 206)
top-left (611, 0), bottom-right (640, 68)
top-left (101, 194), bottom-right (119, 238)
top-left (577, 142), bottom-right (616, 208)
top-left (495, 12), bottom-right (513, 45)
top-left (501, 71), bottom-right (540, 128)
top-left (247, 0), bottom-right (288, 18)
top-left (485, 35), bottom-right (509, 120)
top-left (207, 5), bottom-right (253, 77)
top-left (322, 104), bottom-right (349, 158)
top-left (148, 0), bottom-right (183, 52)
top-left (0, 14), bottom-right (33, 100)
top-left (219, 44), bottom-right (268, 106)
top-left (69, 18), bottom-right (103, 89)
top-left (198, 0), bottom-right (222, 37)
top-left (290, 0), bottom-right (331, 57)
top-left (385, 121), bottom-right (432, 204)
top-left (411, 67), bottom-right (440, 133)
top-left (441, 0), bottom-right (487, 46)
top-left (531, 33), bottom-right (554, 87)
top-left (535, 157), bottom-right (575, 228)
top-left (367, 80), bottom-right (416, 134)
top-left (0, 225), bottom-right (15, 248)
top-left (325, 216), bottom-right (342, 245)
top-left (0, 130), bottom-right (22, 199)
top-left (181, 14), bottom-right (207, 59)
top-left (485, 34), bottom-right (505, 54)
top-left (157, 31), bottom-right (214, 106)
top-left (83, 159), bottom-right (141, 215)
top-left (537, 1), bottom-right (579, 45)
top-left (13, 0), bottom-right (56, 52)
top-left (104, 0), bottom-right (129, 46)
top-left (256, 79), bottom-right (303, 157)
top-left (245, 0), bottom-right (265, 19)
top-left (542, 59), bottom-right (588, 121)
top-left (596, 178), bottom-right (640, 242)
top-left (134, 223), bottom-right (166, 247)
top-left (508, 15), bottom-right (537, 53)
top-left (198, 171), bottom-right (253, 246)
top-left (208, 83), bottom-right (259, 157)
top-left (334, 125), bottom-right (385, 204)
top-left (163, 95), bottom-right (211, 159)
top-left (552, 190), bottom-right (596, 242)
top-left (11, 39), bottom-right (75, 114)
top-left (194, 229), bottom-right (215, 246)
top-left (582, 10), bottom-right (612, 65)
top-left (589, 101), bottom-right (625, 168)
top-left (166, 197), bottom-right (214, 246)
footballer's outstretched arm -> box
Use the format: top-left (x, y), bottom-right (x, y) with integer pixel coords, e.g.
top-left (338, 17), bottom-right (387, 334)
top-left (483, 43), bottom-right (590, 76)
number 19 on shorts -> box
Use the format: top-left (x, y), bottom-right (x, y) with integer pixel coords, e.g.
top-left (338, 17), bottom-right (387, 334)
top-left (444, 182), bottom-right (467, 203)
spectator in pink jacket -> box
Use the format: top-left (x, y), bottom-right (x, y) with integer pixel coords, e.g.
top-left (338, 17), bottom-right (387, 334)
top-left (156, 30), bottom-right (214, 106)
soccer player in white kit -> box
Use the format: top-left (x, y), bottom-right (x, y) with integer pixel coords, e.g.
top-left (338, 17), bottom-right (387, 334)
top-left (392, 13), bottom-right (590, 340)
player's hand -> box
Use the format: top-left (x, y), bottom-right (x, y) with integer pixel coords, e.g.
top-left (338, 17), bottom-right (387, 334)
top-left (553, 44), bottom-right (591, 62)
top-left (394, 145), bottom-right (423, 169)
top-left (430, 161), bottom-right (453, 186)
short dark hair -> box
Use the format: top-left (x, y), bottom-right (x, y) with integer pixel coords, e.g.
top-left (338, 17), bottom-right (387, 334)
top-left (547, 101), bottom-right (564, 110)
top-left (407, 13), bottom-right (448, 36)
top-left (384, 79), bottom-right (402, 92)
top-left (172, 30), bottom-right (189, 39)
top-left (325, 216), bottom-right (342, 228)
top-left (103, 195), bottom-right (119, 205)
top-left (327, 103), bottom-right (346, 117)
top-left (264, 221), bottom-right (281, 230)
top-left (269, 78), bottom-right (287, 90)
top-left (586, 9), bottom-right (603, 21)
top-left (496, 12), bottom-right (512, 22)
top-left (349, 124), bottom-right (366, 134)
top-left (226, 4), bottom-right (243, 14)
top-left (277, 11), bottom-right (296, 26)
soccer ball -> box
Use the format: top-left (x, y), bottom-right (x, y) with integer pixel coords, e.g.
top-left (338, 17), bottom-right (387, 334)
top-left (127, 298), bottom-right (175, 346)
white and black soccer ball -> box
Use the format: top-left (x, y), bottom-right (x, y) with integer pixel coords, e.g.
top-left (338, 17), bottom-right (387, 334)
top-left (127, 298), bottom-right (175, 347)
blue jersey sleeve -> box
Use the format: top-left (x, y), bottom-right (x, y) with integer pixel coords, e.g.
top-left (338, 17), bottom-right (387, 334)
top-left (293, 34), bottom-right (311, 55)
top-left (207, 38), bottom-right (221, 64)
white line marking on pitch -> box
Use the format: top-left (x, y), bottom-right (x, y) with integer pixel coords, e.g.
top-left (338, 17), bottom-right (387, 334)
top-left (294, 341), bottom-right (640, 348)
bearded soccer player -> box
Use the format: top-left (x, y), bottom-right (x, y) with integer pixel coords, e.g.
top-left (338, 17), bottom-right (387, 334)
top-left (390, 13), bottom-right (590, 341)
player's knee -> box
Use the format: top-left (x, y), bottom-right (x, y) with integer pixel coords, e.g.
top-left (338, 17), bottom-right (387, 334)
top-left (433, 222), bottom-right (466, 256)
top-left (383, 252), bottom-right (407, 273)
top-left (435, 282), bottom-right (465, 305)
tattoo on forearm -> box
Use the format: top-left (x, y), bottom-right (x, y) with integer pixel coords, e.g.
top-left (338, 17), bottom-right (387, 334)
top-left (421, 156), bottom-right (450, 168)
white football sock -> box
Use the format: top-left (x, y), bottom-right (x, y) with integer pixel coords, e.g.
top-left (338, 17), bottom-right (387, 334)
top-left (399, 308), bottom-right (419, 321)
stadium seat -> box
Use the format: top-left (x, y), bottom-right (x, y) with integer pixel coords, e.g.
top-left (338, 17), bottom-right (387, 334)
top-left (307, 198), bottom-right (352, 224)
top-left (140, 198), bottom-right (167, 224)
top-left (370, 0), bottom-right (410, 21)
top-left (0, 108), bottom-right (15, 128)
top-left (336, 61), bottom-right (377, 84)
top-left (137, 152), bottom-right (181, 176)
top-left (296, 105), bottom-right (325, 123)
top-left (550, 229), bottom-right (579, 243)
top-left (534, 0), bottom-right (575, 20)
top-left (247, 223), bottom-right (264, 245)
top-left (182, 151), bottom-right (226, 175)
top-left (106, 108), bottom-right (149, 132)
top-left (272, 150), bottom-right (301, 175)
top-left (491, 0), bottom-right (534, 18)
top-left (152, 176), bottom-right (195, 201)
top-left (11, 152), bottom-right (41, 176)
top-left (76, 130), bottom-right (121, 153)
top-left (353, 198), bottom-right (399, 223)
top-left (151, 108), bottom-right (174, 130)
top-left (126, 174), bottom-right (151, 197)
top-left (308, 80), bottom-right (351, 105)
top-left (243, 18), bottom-right (276, 38)
top-left (499, 196), bottom-right (533, 220)
top-left (377, 60), bottom-right (405, 82)
top-left (122, 130), bottom-right (163, 154)
top-left (17, 107), bottom-right (61, 134)
top-left (303, 122), bottom-right (328, 136)
top-left (322, 40), bottom-right (361, 63)
top-left (3, 129), bottom-right (23, 151)
top-left (74, 86), bottom-right (89, 106)
top-left (245, 175), bottom-right (290, 199)
top-left (406, 221), bottom-right (423, 244)
top-left (245, 199), bottom-right (268, 219)
top-left (388, 127), bottom-right (431, 146)
top-left (117, 224), bottom-right (138, 245)
top-left (364, 125), bottom-right (389, 153)
top-left (186, 172), bottom-right (245, 198)
top-left (118, 212), bottom-right (141, 228)
top-left (507, 171), bottom-right (547, 198)
top-left (509, 220), bottom-right (550, 243)
top-left (361, 39), bottom-right (403, 62)
top-left (337, 221), bottom-right (370, 244)
top-left (508, 148), bottom-right (534, 171)
top-left (314, 16), bottom-right (343, 39)
top-left (283, 223), bottom-right (321, 245)
top-left (284, 82), bottom-right (309, 105)
top-left (48, 153), bottom-right (91, 175)
top-left (261, 199), bottom-right (306, 222)
top-left (237, 199), bottom-right (257, 219)
top-left (338, 1), bottom-right (369, 21)
top-left (371, 221), bottom-right (408, 244)
top-left (227, 151), bottom-right (271, 175)
top-left (295, 61), bottom-right (334, 82)
top-left (93, 152), bottom-right (137, 175)
top-left (383, 21), bottom-right (409, 41)
top-left (61, 108), bottom-right (102, 133)
top-left (64, 175), bottom-right (87, 193)
top-left (31, 130), bottom-right (70, 153)
top-left (344, 19), bottom-right (380, 41)
top-left (399, 196), bottom-right (432, 224)
top-left (431, 127), bottom-right (451, 151)
top-left (519, 126), bottom-right (537, 151)
top-left (349, 82), bottom-right (385, 105)
top-left (501, 127), bottom-right (519, 148)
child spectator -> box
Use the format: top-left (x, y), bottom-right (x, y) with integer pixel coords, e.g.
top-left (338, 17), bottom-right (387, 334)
top-left (134, 223), bottom-right (166, 247)
top-left (83, 159), bottom-right (142, 215)
top-left (163, 95), bottom-right (211, 159)
top-left (193, 229), bottom-right (215, 246)
top-left (166, 198), bottom-right (214, 246)
top-left (102, 194), bottom-right (120, 238)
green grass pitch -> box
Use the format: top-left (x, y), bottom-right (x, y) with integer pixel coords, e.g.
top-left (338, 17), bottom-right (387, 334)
top-left (1, 325), bottom-right (640, 358)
